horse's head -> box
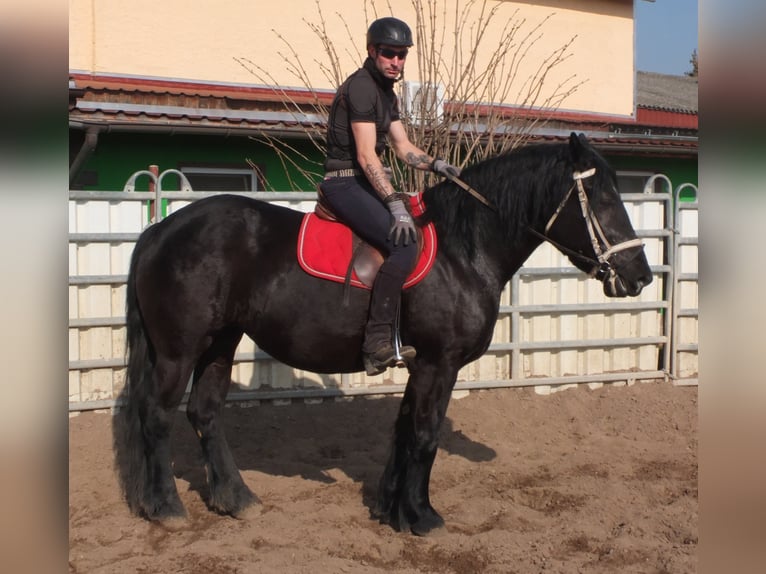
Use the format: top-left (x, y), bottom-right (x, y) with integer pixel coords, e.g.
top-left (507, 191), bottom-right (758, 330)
top-left (539, 133), bottom-right (653, 297)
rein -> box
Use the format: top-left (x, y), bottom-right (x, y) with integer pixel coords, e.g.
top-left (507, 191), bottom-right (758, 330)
top-left (528, 168), bottom-right (643, 279)
top-left (443, 171), bottom-right (495, 210)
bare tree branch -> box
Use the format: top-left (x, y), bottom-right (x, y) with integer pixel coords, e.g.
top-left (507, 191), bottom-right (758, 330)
top-left (237, 0), bottom-right (582, 193)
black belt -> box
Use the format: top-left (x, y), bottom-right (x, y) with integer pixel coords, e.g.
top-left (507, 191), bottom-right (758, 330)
top-left (324, 169), bottom-right (363, 178)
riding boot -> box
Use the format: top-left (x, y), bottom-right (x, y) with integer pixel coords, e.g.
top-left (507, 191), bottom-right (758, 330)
top-left (362, 267), bottom-right (416, 376)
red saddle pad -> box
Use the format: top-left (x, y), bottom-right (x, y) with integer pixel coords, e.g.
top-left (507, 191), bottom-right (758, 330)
top-left (297, 193), bottom-right (437, 290)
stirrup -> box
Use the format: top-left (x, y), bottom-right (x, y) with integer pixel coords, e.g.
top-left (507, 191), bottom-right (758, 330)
top-left (363, 345), bottom-right (416, 376)
top-left (391, 297), bottom-right (415, 365)
top-left (363, 296), bottom-right (415, 376)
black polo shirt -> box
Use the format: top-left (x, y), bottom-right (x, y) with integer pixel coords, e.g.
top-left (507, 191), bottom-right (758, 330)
top-left (324, 57), bottom-right (400, 171)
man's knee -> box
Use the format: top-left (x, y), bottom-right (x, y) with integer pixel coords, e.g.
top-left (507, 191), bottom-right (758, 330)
top-left (390, 242), bottom-right (419, 273)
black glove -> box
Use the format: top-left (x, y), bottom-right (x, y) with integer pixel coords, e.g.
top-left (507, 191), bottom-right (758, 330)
top-left (431, 158), bottom-right (461, 178)
top-left (386, 198), bottom-right (417, 246)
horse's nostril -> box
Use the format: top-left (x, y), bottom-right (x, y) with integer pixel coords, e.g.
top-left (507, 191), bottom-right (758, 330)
top-left (631, 273), bottom-right (654, 295)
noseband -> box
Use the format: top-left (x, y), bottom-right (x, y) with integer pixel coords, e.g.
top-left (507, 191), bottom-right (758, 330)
top-left (529, 168), bottom-right (644, 281)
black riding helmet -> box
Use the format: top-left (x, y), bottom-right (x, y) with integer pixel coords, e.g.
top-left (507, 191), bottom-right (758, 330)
top-left (366, 17), bottom-right (413, 48)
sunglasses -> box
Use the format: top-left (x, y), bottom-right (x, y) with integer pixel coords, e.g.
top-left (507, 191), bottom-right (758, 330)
top-left (377, 47), bottom-right (409, 60)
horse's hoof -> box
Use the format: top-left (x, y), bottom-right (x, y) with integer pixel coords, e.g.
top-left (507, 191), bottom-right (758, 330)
top-left (371, 507), bottom-right (391, 525)
top-left (143, 498), bottom-right (187, 522)
top-left (410, 510), bottom-right (446, 537)
top-left (231, 499), bottom-right (263, 520)
top-left (154, 514), bottom-right (188, 532)
top-left (210, 485), bottom-right (260, 517)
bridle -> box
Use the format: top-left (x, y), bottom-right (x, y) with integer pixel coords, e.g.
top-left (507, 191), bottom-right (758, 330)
top-left (527, 168), bottom-right (644, 281)
top-left (446, 167), bottom-right (643, 282)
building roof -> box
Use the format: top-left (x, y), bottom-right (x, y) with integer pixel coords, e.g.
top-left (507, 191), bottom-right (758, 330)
top-left (636, 71), bottom-right (698, 114)
top-left (69, 72), bottom-right (697, 156)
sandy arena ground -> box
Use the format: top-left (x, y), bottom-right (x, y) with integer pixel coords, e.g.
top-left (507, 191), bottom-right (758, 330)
top-left (69, 381), bottom-right (697, 573)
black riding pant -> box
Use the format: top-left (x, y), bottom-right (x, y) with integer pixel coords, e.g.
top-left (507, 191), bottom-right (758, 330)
top-left (319, 175), bottom-right (419, 348)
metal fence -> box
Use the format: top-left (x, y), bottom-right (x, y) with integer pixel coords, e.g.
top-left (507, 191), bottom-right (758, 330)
top-left (671, 182), bottom-right (699, 386)
top-left (68, 178), bottom-right (697, 411)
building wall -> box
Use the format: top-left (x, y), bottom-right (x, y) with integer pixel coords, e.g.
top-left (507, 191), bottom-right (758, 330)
top-left (75, 130), bottom-right (697, 197)
top-left (608, 155), bottom-right (699, 192)
top-left (69, 0), bottom-right (635, 116)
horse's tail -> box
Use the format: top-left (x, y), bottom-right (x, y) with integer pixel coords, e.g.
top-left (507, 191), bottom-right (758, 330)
top-left (113, 230), bottom-right (154, 515)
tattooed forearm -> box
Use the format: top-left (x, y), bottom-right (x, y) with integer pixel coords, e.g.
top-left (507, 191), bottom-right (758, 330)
top-left (404, 152), bottom-right (433, 169)
top-left (364, 164), bottom-right (397, 200)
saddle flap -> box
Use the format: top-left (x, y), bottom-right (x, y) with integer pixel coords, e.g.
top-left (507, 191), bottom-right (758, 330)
top-left (297, 193), bottom-right (437, 290)
top-left (351, 229), bottom-right (426, 288)
top-left (352, 240), bottom-right (385, 288)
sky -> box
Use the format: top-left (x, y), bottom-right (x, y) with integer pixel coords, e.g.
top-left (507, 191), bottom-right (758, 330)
top-left (635, 0), bottom-right (698, 75)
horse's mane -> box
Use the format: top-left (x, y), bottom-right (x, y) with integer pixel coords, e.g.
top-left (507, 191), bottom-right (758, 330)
top-left (420, 142), bottom-right (608, 259)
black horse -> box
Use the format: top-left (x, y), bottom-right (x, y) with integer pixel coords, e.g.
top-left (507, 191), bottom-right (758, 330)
top-left (115, 133), bottom-right (652, 535)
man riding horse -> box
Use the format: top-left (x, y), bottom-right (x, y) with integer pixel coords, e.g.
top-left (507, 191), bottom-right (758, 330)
top-left (116, 17), bottom-right (653, 534)
top-left (319, 17), bottom-right (460, 376)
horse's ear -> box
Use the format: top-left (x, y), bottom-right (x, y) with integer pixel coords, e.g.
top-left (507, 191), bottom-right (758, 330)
top-left (569, 132), bottom-right (591, 163)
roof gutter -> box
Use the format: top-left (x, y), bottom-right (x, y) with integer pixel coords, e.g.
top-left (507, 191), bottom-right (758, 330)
top-left (594, 142), bottom-right (697, 157)
top-left (68, 119), bottom-right (313, 141)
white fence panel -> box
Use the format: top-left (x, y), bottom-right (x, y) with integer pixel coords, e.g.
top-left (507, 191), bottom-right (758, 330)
top-left (68, 180), bottom-right (688, 411)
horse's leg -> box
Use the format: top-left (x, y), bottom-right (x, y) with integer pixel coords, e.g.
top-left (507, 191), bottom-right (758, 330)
top-left (375, 360), bottom-right (458, 535)
top-left (185, 329), bottom-right (258, 517)
top-left (137, 357), bottom-right (194, 519)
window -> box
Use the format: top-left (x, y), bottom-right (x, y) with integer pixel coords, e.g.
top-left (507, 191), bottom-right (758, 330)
top-left (180, 165), bottom-right (264, 192)
top-left (616, 171), bottom-right (664, 194)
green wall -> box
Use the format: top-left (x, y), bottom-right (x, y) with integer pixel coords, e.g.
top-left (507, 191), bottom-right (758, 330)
top-left (76, 132), bottom-right (324, 192)
top-left (606, 153), bottom-right (698, 196)
top-left (74, 131), bottom-right (698, 203)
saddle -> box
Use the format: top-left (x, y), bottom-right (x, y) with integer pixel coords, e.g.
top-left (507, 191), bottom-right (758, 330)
top-left (297, 188), bottom-right (437, 290)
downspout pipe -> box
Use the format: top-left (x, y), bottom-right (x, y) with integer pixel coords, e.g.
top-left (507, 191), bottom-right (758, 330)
top-left (69, 126), bottom-right (101, 185)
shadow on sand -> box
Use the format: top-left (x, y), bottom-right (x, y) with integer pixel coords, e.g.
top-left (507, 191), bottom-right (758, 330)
top-left (114, 393), bottom-right (496, 517)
